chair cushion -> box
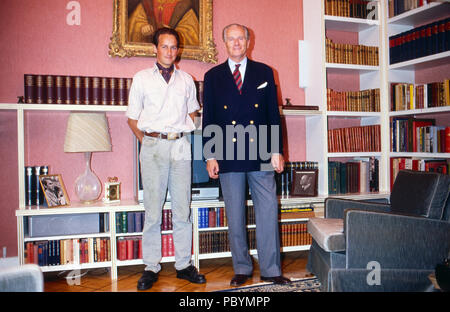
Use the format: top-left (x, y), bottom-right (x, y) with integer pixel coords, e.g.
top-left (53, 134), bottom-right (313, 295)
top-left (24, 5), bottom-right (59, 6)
top-left (390, 170), bottom-right (450, 220)
top-left (307, 218), bottom-right (345, 252)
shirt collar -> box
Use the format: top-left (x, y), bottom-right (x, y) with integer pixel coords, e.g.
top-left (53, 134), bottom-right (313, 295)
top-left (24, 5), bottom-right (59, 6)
top-left (228, 57), bottom-right (247, 72)
top-left (152, 63), bottom-right (178, 74)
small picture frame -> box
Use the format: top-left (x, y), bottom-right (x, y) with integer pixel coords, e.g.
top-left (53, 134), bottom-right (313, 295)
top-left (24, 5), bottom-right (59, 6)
top-left (291, 169), bottom-right (318, 197)
top-left (103, 181), bottom-right (121, 204)
top-left (39, 174), bottom-right (70, 208)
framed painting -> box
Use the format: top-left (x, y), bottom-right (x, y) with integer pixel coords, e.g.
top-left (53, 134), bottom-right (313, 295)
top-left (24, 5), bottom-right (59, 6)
top-left (291, 169), bottom-right (318, 197)
top-left (109, 0), bottom-right (217, 63)
top-left (39, 174), bottom-right (70, 208)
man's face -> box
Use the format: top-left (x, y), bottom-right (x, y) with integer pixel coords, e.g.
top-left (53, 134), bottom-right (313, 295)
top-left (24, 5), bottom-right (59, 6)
top-left (156, 34), bottom-right (178, 68)
top-left (224, 25), bottom-right (249, 62)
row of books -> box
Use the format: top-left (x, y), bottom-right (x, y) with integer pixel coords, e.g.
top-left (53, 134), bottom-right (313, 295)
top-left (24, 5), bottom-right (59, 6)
top-left (23, 74), bottom-right (132, 106)
top-left (389, 17), bottom-right (449, 65)
top-left (391, 117), bottom-right (450, 153)
top-left (327, 88), bottom-right (381, 112)
top-left (390, 80), bottom-right (450, 111)
top-left (25, 238), bottom-right (111, 266)
top-left (328, 158), bottom-right (379, 195)
top-left (388, 0), bottom-right (441, 18)
top-left (390, 158), bottom-right (449, 189)
top-left (328, 124), bottom-right (381, 153)
top-left (326, 38), bottom-right (379, 66)
top-left (117, 236), bottom-right (143, 261)
top-left (198, 207), bottom-right (228, 229)
top-left (324, 0), bottom-right (378, 19)
top-left (280, 222), bottom-right (312, 247)
top-left (25, 165), bottom-right (49, 207)
top-left (199, 229), bottom-right (254, 254)
top-left (275, 161), bottom-right (319, 197)
top-left (115, 211), bottom-right (144, 234)
top-left (198, 222), bottom-right (312, 255)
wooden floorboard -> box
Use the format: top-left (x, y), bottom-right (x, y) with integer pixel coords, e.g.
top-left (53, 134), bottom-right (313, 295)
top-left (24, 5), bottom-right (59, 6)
top-left (43, 251), bottom-right (311, 292)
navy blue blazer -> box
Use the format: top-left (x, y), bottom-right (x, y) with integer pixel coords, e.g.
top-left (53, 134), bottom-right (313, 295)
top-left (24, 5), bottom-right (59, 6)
top-left (202, 59), bottom-right (284, 173)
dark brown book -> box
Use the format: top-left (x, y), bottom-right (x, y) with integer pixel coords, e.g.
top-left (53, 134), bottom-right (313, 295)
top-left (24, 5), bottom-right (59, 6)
top-left (55, 75), bottom-right (64, 104)
top-left (73, 76), bottom-right (82, 104)
top-left (46, 75), bottom-right (55, 104)
top-left (83, 76), bottom-right (91, 105)
top-left (117, 78), bottom-right (126, 106)
top-left (35, 75), bottom-right (45, 104)
top-left (282, 105), bottom-right (319, 110)
top-left (109, 78), bottom-right (117, 105)
top-left (65, 76), bottom-right (73, 104)
top-left (92, 77), bottom-right (100, 105)
top-left (24, 74), bottom-right (35, 104)
top-left (101, 77), bottom-right (109, 105)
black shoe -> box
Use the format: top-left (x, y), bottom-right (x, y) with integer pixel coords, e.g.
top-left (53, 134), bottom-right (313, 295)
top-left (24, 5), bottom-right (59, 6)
top-left (260, 275), bottom-right (291, 285)
top-left (176, 265), bottom-right (206, 284)
top-left (137, 270), bottom-right (158, 290)
top-left (230, 274), bottom-right (252, 287)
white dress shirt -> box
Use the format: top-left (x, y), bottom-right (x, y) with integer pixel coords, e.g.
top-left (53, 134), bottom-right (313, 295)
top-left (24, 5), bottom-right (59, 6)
top-left (228, 57), bottom-right (248, 84)
top-left (126, 64), bottom-right (200, 133)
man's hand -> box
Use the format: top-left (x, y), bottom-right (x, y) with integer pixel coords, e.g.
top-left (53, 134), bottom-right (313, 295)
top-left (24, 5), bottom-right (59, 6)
top-left (206, 159), bottom-right (219, 179)
top-left (271, 154), bottom-right (285, 173)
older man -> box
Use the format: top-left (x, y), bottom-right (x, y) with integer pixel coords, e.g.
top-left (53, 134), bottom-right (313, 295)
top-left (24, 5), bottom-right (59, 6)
top-left (202, 24), bottom-right (290, 286)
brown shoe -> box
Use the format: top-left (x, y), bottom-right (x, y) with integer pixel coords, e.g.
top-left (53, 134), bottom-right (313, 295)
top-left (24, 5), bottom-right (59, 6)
top-left (260, 275), bottom-right (291, 284)
top-left (230, 274), bottom-right (252, 287)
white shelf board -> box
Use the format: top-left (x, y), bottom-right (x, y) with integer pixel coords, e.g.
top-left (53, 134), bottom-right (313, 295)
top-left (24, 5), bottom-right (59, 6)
top-left (388, 2), bottom-right (449, 26)
top-left (327, 111), bottom-right (381, 117)
top-left (0, 103), bottom-right (128, 112)
top-left (389, 106), bottom-right (450, 116)
top-left (325, 15), bottom-right (379, 32)
top-left (39, 261), bottom-right (112, 272)
top-left (390, 152), bottom-right (450, 159)
top-left (327, 152), bottom-right (382, 157)
top-left (281, 109), bottom-right (323, 116)
top-left (326, 63), bottom-right (380, 74)
top-left (389, 51), bottom-right (450, 71)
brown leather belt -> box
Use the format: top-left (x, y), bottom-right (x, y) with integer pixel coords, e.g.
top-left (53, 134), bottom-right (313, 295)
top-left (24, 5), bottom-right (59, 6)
top-left (145, 132), bottom-right (184, 140)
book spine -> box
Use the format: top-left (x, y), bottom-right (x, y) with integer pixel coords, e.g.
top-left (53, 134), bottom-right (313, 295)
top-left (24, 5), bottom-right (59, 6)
top-left (25, 166), bottom-right (34, 206)
top-left (35, 75), bottom-right (45, 104)
top-left (24, 74), bottom-right (36, 104)
top-left (117, 78), bottom-right (127, 106)
top-left (65, 76), bottom-right (73, 104)
top-left (101, 77), bottom-right (109, 105)
top-left (92, 77), bottom-right (100, 105)
top-left (83, 76), bottom-right (91, 105)
top-left (55, 76), bottom-right (65, 104)
top-left (46, 75), bottom-right (55, 104)
top-left (74, 76), bottom-right (82, 105)
top-left (109, 78), bottom-right (117, 105)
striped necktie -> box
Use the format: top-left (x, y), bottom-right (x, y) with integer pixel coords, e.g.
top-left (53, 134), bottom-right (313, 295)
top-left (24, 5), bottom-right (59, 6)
top-left (233, 64), bottom-right (242, 94)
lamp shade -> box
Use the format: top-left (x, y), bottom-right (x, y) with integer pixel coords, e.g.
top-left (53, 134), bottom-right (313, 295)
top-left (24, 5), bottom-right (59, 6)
top-left (64, 112), bottom-right (112, 152)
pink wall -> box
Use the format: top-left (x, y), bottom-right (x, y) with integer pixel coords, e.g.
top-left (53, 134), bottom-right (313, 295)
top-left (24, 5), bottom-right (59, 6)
top-left (0, 0), bottom-right (304, 256)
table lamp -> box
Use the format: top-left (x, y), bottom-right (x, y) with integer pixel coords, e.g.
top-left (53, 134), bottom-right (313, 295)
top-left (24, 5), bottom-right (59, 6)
top-left (64, 112), bottom-right (112, 203)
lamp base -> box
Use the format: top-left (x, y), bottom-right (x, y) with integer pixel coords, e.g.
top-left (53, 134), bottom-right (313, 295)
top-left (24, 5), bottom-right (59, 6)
top-left (75, 152), bottom-right (102, 204)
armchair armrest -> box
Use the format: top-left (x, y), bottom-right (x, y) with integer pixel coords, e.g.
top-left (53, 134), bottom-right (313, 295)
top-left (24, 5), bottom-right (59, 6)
top-left (325, 198), bottom-right (390, 219)
top-left (344, 210), bottom-right (450, 270)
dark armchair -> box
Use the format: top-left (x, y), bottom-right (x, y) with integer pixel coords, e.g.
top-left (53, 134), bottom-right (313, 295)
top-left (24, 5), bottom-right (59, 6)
top-left (306, 170), bottom-right (450, 292)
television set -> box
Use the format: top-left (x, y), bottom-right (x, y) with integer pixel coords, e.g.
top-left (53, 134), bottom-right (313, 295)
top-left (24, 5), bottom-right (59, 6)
top-left (133, 129), bottom-right (220, 203)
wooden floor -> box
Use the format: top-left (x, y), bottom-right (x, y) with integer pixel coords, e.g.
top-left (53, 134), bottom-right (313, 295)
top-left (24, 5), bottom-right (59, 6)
top-left (43, 251), bottom-right (312, 292)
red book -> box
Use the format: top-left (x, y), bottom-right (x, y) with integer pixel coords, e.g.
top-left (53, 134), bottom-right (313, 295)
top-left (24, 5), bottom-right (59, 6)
top-left (126, 239), bottom-right (133, 260)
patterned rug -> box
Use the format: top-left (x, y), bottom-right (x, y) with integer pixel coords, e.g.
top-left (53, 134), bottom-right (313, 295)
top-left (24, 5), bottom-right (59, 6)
top-left (218, 277), bottom-right (321, 292)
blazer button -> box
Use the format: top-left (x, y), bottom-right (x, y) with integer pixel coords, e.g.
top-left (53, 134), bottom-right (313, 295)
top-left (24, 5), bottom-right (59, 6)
top-left (250, 138), bottom-right (254, 143)
top-left (232, 120), bottom-right (236, 125)
top-left (250, 120), bottom-right (254, 125)
top-left (224, 105), bottom-right (228, 109)
top-left (232, 138), bottom-right (237, 143)
top-left (254, 104), bottom-right (259, 108)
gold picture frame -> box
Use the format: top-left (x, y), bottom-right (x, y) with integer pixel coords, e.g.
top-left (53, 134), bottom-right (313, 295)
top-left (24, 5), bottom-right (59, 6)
top-left (39, 174), bottom-right (70, 208)
top-left (109, 0), bottom-right (217, 63)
